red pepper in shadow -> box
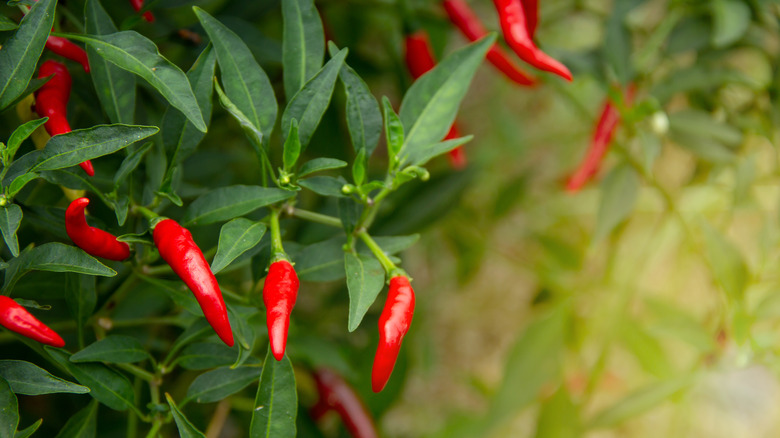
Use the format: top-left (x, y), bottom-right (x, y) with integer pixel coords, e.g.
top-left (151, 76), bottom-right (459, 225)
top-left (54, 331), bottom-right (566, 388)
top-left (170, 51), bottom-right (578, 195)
top-left (129, 0), bottom-right (155, 23)
top-left (493, 0), bottom-right (572, 81)
top-left (35, 60), bottom-right (94, 176)
top-left (372, 275), bottom-right (415, 392)
top-left (566, 85), bottom-right (636, 191)
top-left (0, 296), bottom-right (65, 347)
top-left (521, 0), bottom-right (539, 39)
top-left (45, 36), bottom-right (90, 73)
top-left (442, 0), bottom-right (536, 87)
top-left (262, 259), bottom-right (299, 361)
top-left (65, 198), bottom-right (130, 261)
top-left (404, 31), bottom-right (469, 168)
top-left (310, 368), bottom-right (379, 438)
top-left (153, 219), bottom-right (234, 346)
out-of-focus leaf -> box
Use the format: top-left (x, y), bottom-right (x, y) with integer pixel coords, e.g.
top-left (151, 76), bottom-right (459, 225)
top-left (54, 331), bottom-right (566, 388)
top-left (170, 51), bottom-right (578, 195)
top-left (281, 0), bottom-right (324, 99)
top-left (53, 400), bottom-right (97, 438)
top-left (298, 176), bottom-right (348, 198)
top-left (249, 349), bottom-right (297, 438)
top-left (535, 387), bottom-right (579, 438)
top-left (14, 418), bottom-right (42, 438)
top-left (668, 110), bottom-right (742, 147)
top-left (602, 0), bottom-right (642, 84)
top-left (64, 274), bottom-right (97, 350)
top-left (701, 222), bottom-right (748, 302)
top-left (651, 66), bottom-right (754, 104)
top-left (618, 318), bottom-right (675, 378)
top-left (711, 0), bottom-right (751, 48)
top-left (593, 165), bottom-right (640, 242)
top-left (645, 298), bottom-right (717, 352)
top-left (587, 376), bottom-right (692, 429)
top-left (297, 158), bottom-right (348, 178)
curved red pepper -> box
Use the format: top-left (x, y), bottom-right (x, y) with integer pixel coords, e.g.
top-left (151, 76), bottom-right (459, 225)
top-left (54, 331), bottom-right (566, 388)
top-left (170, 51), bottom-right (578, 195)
top-left (566, 85), bottom-right (635, 192)
top-left (442, 0), bottom-right (536, 87)
top-left (129, 0), bottom-right (155, 23)
top-left (310, 368), bottom-right (379, 438)
top-left (372, 275), bottom-right (415, 392)
top-left (521, 0), bottom-right (539, 39)
top-left (262, 259), bottom-right (299, 361)
top-left (492, 0), bottom-right (572, 81)
top-left (0, 296), bottom-right (65, 347)
top-left (45, 36), bottom-right (90, 73)
top-left (35, 61), bottom-right (94, 177)
top-left (65, 198), bottom-right (130, 261)
top-left (153, 219), bottom-right (234, 346)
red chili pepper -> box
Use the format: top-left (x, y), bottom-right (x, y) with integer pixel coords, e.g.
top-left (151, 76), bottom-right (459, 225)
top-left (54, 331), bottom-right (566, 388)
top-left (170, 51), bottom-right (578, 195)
top-left (262, 259), bottom-right (299, 361)
top-left (566, 85), bottom-right (635, 192)
top-left (65, 198), bottom-right (130, 261)
top-left (153, 219), bottom-right (234, 346)
top-left (444, 124), bottom-right (467, 170)
top-left (35, 61), bottom-right (95, 177)
top-left (404, 31), bottom-right (468, 169)
top-left (521, 0), bottom-right (539, 39)
top-left (442, 0), bottom-right (536, 87)
top-left (310, 368), bottom-right (379, 438)
top-left (372, 275), bottom-right (415, 393)
top-left (45, 36), bottom-right (90, 73)
top-left (492, 0), bottom-right (572, 81)
top-left (129, 0), bottom-right (155, 23)
top-left (0, 296), bottom-right (65, 347)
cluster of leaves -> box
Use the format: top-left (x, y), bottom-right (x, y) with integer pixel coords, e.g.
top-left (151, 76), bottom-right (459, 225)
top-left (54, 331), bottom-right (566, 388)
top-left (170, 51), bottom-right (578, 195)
top-left (0, 0), bottom-right (494, 436)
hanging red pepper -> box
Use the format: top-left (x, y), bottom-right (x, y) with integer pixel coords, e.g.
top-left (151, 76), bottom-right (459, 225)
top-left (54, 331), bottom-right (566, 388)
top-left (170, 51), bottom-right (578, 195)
top-left (404, 31), bottom-right (469, 169)
top-left (35, 60), bottom-right (95, 177)
top-left (45, 36), bottom-right (90, 73)
top-left (372, 275), bottom-right (415, 393)
top-left (129, 0), bottom-right (155, 23)
top-left (65, 198), bottom-right (130, 261)
top-left (566, 85), bottom-right (635, 192)
top-left (153, 219), bottom-right (234, 346)
top-left (493, 0), bottom-right (572, 81)
top-left (521, 0), bottom-right (539, 39)
top-left (0, 296), bottom-right (65, 347)
top-left (262, 259), bottom-right (299, 361)
top-left (442, 0), bottom-right (536, 87)
top-left (310, 368), bottom-right (379, 438)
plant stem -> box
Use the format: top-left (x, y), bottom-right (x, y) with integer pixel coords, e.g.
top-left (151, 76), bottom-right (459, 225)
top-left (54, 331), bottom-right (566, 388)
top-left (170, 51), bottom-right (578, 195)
top-left (132, 205), bottom-right (159, 222)
top-left (269, 207), bottom-right (285, 261)
top-left (357, 230), bottom-right (401, 277)
top-left (287, 207), bottom-right (342, 228)
top-left (117, 363), bottom-right (156, 382)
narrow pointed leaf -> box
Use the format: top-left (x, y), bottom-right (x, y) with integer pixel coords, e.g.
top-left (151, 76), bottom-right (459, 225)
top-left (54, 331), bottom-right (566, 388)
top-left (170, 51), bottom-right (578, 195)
top-left (0, 376), bottom-right (18, 438)
top-left (211, 219), bottom-right (266, 274)
top-left (0, 360), bottom-right (89, 395)
top-left (345, 252), bottom-right (384, 332)
top-left (6, 118), bottom-right (47, 163)
top-left (14, 418), bottom-right (42, 438)
top-left (182, 185), bottom-right (295, 226)
top-left (383, 97), bottom-right (403, 164)
top-left (186, 366), bottom-right (262, 404)
top-left (0, 205), bottom-right (22, 257)
top-left (64, 274), bottom-right (97, 348)
top-left (701, 222), bottom-right (748, 302)
top-left (593, 165), bottom-right (640, 242)
top-left (587, 377), bottom-right (691, 429)
top-left (70, 335), bottom-right (150, 364)
top-left (53, 400), bottom-right (97, 438)
top-left (166, 394), bottom-right (207, 438)
top-left (281, 0), bottom-right (325, 99)
top-left (213, 79), bottom-right (264, 158)
top-left (250, 349), bottom-right (297, 438)
top-left (297, 158), bottom-right (348, 178)
top-left (3, 243), bottom-right (116, 292)
top-left (283, 120), bottom-right (301, 172)
top-left (113, 142), bottom-right (153, 189)
top-left (0, 0), bottom-right (56, 110)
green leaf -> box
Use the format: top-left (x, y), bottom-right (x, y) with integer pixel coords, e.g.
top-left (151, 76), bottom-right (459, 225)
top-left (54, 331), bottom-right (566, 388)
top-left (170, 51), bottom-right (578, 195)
top-left (113, 142), bottom-right (152, 189)
top-left (212, 219), bottom-right (267, 274)
top-left (0, 0), bottom-right (56, 110)
top-left (398, 35), bottom-right (493, 159)
top-left (14, 419), bottom-right (42, 438)
top-left (0, 376), bottom-right (18, 438)
top-left (249, 349), bottom-right (297, 438)
top-left (668, 110), bottom-right (742, 148)
top-left (281, 0), bottom-right (325, 99)
top-left (3, 243), bottom-right (116, 292)
top-left (535, 387), bottom-right (579, 438)
top-left (280, 48), bottom-right (348, 149)
top-left (298, 176), bottom-right (347, 198)
top-left (293, 236), bottom-right (346, 282)
top-left (193, 7), bottom-right (276, 142)
top-left (618, 317), bottom-right (674, 378)
top-left (186, 365), bottom-right (262, 404)
top-left (6, 118), bottom-right (47, 164)
top-left (85, 0), bottom-right (136, 125)
top-left (46, 348), bottom-right (134, 412)
top-left (382, 97), bottom-right (403, 165)
top-left (166, 394), bottom-right (206, 438)
top-left (66, 32), bottom-right (207, 132)
top-left (587, 377), bottom-right (691, 429)
top-left (70, 336), bottom-right (150, 364)
top-left (0, 15), bottom-right (18, 31)
top-left (490, 304), bottom-right (567, 423)
top-left (352, 148), bottom-right (366, 186)
top-left (53, 400), bottom-right (97, 438)
top-left (31, 124), bottom-right (158, 173)
top-left (651, 66), bottom-right (755, 104)
top-left (0, 205), bottom-right (22, 257)
top-left (182, 185), bottom-right (295, 226)
top-left (175, 342), bottom-right (237, 371)
top-left (602, 0), bottom-right (639, 84)
top-left (7, 173), bottom-right (38, 198)
top-left (64, 274), bottom-right (97, 348)
top-left (0, 360), bottom-right (89, 396)
top-left (212, 79), bottom-right (265, 159)
top-left (711, 0), bottom-right (751, 48)
top-left (406, 135), bottom-right (472, 167)
top-left (701, 222), bottom-right (748, 302)
top-left (345, 252), bottom-right (385, 332)
top-left (645, 298), bottom-right (717, 353)
top-left (328, 42), bottom-right (381, 157)
top-left (593, 165), bottom-right (640, 242)
top-left (282, 119), bottom-right (301, 172)
top-left (297, 158), bottom-right (348, 178)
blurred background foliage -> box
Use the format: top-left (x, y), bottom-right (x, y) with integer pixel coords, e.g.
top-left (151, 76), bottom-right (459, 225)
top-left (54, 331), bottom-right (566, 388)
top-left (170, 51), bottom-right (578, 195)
top-left (3, 0), bottom-right (780, 436)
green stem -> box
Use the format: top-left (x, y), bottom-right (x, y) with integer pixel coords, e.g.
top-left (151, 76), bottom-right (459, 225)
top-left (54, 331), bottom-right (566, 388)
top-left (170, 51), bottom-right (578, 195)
top-left (269, 207), bottom-right (285, 262)
top-left (117, 363), bottom-right (156, 383)
top-left (132, 205), bottom-right (159, 222)
top-left (287, 207), bottom-right (342, 228)
top-left (357, 230), bottom-right (402, 277)
top-left (144, 419), bottom-right (164, 438)
top-left (357, 177), bottom-right (393, 230)
top-left (88, 273), bottom-right (139, 325)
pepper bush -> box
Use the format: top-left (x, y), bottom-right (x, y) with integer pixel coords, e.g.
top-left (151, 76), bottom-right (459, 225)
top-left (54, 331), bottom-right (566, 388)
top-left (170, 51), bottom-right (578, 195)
top-left (1, 0), bottom-right (780, 437)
